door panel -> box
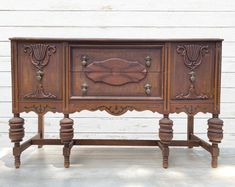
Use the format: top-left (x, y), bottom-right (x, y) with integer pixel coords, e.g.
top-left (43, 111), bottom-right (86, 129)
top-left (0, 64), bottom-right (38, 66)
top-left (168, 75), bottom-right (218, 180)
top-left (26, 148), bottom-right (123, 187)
top-left (17, 42), bottom-right (63, 101)
top-left (170, 42), bottom-right (215, 101)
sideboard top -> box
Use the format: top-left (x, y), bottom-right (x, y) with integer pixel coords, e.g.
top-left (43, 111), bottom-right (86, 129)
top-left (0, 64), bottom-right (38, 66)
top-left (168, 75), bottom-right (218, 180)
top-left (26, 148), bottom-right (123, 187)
top-left (9, 37), bottom-right (224, 42)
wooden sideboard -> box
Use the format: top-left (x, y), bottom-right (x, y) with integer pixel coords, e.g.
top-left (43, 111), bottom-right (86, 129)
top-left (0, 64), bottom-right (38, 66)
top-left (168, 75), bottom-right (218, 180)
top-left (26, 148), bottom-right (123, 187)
top-left (9, 38), bottom-right (224, 168)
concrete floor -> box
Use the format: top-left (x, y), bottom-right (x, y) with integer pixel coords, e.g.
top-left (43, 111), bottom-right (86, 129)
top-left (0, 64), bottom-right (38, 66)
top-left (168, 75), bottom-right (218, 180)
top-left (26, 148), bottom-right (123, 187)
top-left (0, 133), bottom-right (235, 187)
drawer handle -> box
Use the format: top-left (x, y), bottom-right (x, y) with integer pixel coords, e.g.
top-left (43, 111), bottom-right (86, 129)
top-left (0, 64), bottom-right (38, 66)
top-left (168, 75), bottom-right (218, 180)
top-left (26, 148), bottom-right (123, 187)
top-left (81, 83), bottom-right (88, 95)
top-left (145, 56), bottom-right (151, 67)
top-left (144, 84), bottom-right (151, 95)
top-left (81, 55), bottom-right (88, 67)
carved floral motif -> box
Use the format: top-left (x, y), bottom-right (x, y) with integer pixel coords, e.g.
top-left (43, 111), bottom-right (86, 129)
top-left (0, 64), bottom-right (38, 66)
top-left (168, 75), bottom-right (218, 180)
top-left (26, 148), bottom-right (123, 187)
top-left (176, 44), bottom-right (209, 99)
top-left (91, 105), bottom-right (136, 116)
top-left (24, 44), bottom-right (57, 99)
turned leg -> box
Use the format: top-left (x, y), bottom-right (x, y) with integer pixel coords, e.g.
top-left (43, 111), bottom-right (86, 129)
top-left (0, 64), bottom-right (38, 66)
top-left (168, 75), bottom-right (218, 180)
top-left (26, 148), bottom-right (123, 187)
top-left (187, 115), bottom-right (194, 148)
top-left (38, 114), bottom-right (44, 148)
top-left (159, 114), bottom-right (173, 168)
top-left (60, 114), bottom-right (74, 168)
top-left (9, 114), bottom-right (25, 168)
top-left (207, 114), bottom-right (223, 168)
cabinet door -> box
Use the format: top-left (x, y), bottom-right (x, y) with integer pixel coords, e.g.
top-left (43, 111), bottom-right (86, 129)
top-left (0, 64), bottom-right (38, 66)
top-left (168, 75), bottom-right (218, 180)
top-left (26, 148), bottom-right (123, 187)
top-left (17, 42), bottom-right (63, 101)
top-left (170, 42), bottom-right (216, 101)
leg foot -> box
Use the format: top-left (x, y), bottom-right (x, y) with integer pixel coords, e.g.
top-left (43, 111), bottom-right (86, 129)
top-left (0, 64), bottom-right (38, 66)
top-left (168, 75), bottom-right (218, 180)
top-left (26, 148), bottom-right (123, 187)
top-left (162, 146), bottom-right (169, 169)
top-left (158, 142), bottom-right (169, 169)
top-left (63, 142), bottom-right (73, 168)
top-left (212, 156), bottom-right (218, 168)
top-left (64, 157), bottom-right (70, 168)
top-left (63, 152), bottom-right (70, 168)
top-left (211, 143), bottom-right (219, 168)
top-left (163, 158), bottom-right (168, 169)
top-left (14, 156), bottom-right (21, 169)
top-left (13, 142), bottom-right (21, 168)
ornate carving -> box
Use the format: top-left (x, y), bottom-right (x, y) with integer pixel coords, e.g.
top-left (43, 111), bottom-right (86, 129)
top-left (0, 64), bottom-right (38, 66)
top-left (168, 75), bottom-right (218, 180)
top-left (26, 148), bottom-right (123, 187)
top-left (9, 116), bottom-right (25, 143)
top-left (84, 58), bottom-right (147, 86)
top-left (24, 105), bottom-right (56, 114)
top-left (91, 105), bottom-right (136, 116)
top-left (207, 117), bottom-right (223, 143)
top-left (24, 44), bottom-right (57, 99)
top-left (176, 44), bottom-right (209, 99)
top-left (175, 105), bottom-right (208, 115)
top-left (177, 44), bottom-right (209, 70)
top-left (159, 116), bottom-right (173, 144)
top-left (176, 84), bottom-right (209, 99)
top-left (60, 117), bottom-right (74, 143)
top-left (89, 105), bottom-right (160, 116)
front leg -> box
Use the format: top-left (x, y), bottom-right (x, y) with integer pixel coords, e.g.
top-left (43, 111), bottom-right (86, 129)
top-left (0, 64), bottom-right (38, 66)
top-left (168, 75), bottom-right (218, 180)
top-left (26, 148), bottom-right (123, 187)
top-left (159, 114), bottom-right (173, 168)
top-left (60, 114), bottom-right (74, 168)
top-left (9, 114), bottom-right (25, 168)
top-left (207, 114), bottom-right (223, 168)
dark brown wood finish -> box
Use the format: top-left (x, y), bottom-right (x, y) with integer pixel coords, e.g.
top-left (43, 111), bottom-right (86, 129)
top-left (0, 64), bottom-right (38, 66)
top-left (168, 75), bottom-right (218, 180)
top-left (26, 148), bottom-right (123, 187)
top-left (9, 38), bottom-right (223, 168)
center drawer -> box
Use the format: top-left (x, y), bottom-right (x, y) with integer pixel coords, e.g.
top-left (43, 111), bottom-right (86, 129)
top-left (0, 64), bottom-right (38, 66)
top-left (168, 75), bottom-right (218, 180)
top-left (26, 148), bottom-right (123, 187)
top-left (69, 45), bottom-right (164, 99)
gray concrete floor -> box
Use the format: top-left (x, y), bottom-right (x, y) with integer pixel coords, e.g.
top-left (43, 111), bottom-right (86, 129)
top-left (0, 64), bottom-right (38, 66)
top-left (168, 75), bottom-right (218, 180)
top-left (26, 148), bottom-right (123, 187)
top-left (0, 133), bottom-right (235, 187)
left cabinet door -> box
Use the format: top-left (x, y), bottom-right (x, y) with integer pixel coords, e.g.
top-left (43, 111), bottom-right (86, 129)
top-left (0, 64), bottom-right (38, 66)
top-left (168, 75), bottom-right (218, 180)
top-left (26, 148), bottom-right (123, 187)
top-left (16, 42), bottom-right (63, 101)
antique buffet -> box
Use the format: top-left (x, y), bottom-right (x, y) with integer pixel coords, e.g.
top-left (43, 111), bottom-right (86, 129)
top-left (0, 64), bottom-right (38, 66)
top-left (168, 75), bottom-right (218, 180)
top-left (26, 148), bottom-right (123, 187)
top-left (9, 38), bottom-right (223, 168)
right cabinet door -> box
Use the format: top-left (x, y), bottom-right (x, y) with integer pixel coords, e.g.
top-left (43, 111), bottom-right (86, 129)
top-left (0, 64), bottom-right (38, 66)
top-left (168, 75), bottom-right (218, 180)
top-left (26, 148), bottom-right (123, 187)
top-left (170, 42), bottom-right (216, 101)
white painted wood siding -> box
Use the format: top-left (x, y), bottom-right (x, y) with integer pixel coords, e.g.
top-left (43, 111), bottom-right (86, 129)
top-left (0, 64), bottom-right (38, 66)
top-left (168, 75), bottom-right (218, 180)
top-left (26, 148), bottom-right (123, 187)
top-left (0, 0), bottom-right (235, 139)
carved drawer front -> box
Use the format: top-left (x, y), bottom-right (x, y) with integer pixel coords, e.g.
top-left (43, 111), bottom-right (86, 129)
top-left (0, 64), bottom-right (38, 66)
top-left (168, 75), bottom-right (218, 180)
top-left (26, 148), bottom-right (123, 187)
top-left (70, 45), bottom-right (164, 99)
top-left (17, 42), bottom-right (63, 100)
top-left (170, 42), bottom-right (216, 101)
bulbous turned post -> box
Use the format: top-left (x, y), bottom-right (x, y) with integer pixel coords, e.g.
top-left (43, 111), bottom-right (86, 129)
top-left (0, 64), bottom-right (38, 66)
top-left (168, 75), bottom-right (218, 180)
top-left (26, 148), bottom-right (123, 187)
top-left (159, 114), bottom-right (173, 168)
top-left (207, 114), bottom-right (223, 168)
top-left (159, 114), bottom-right (173, 144)
top-left (60, 114), bottom-right (74, 168)
top-left (9, 114), bottom-right (25, 168)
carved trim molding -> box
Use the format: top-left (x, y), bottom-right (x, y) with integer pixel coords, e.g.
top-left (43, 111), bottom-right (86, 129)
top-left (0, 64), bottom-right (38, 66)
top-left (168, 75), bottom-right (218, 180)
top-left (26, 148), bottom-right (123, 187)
top-left (89, 105), bottom-right (160, 116)
top-left (91, 105), bottom-right (136, 116)
top-left (24, 105), bottom-right (56, 114)
top-left (175, 105), bottom-right (208, 115)
top-left (24, 44), bottom-right (57, 99)
top-left (176, 44), bottom-right (209, 100)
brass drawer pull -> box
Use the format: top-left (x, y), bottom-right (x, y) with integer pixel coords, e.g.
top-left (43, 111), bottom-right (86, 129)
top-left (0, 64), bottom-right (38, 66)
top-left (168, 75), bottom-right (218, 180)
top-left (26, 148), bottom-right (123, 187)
top-left (145, 56), bottom-right (151, 67)
top-left (81, 83), bottom-right (88, 95)
top-left (81, 55), bottom-right (88, 67)
top-left (144, 84), bottom-right (151, 95)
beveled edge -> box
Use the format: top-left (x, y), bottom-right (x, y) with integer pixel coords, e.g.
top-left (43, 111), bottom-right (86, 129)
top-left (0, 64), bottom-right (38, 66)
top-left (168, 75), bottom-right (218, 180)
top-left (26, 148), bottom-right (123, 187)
top-left (9, 37), bottom-right (224, 42)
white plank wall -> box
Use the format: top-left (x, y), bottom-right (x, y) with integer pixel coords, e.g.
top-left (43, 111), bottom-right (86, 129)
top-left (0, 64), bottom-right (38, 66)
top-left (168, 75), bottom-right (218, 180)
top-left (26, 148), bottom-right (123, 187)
top-left (0, 0), bottom-right (235, 139)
